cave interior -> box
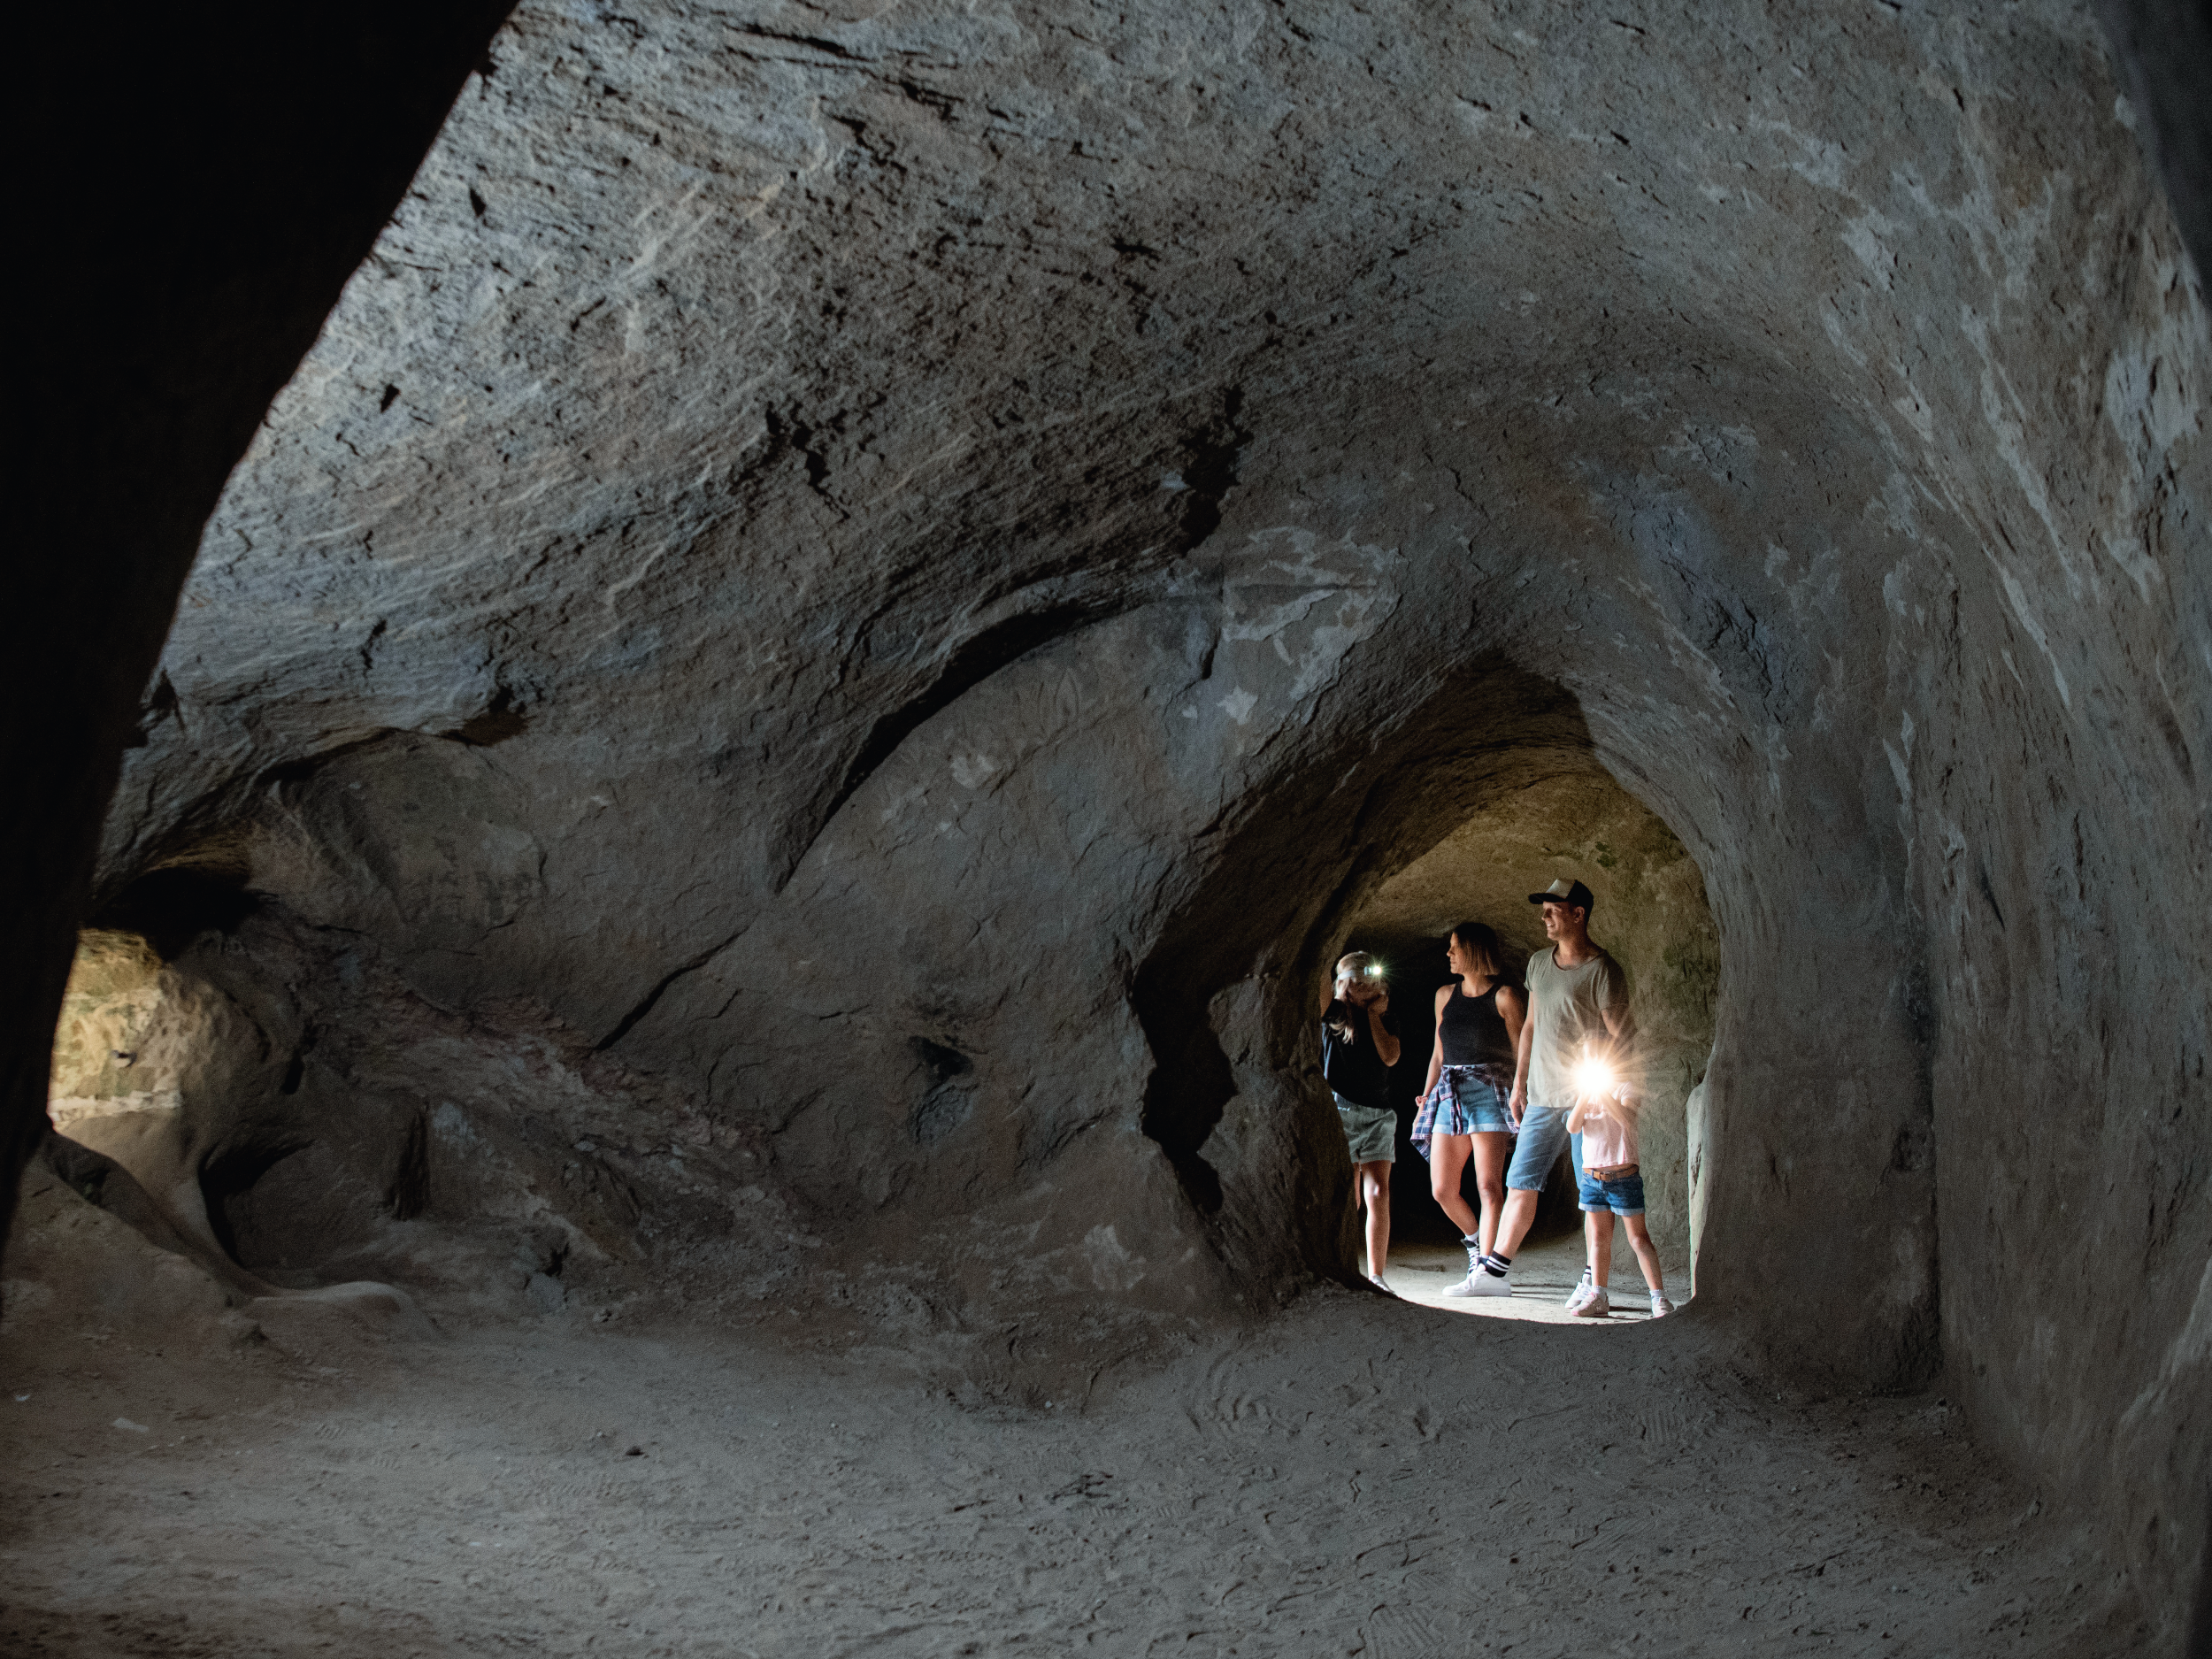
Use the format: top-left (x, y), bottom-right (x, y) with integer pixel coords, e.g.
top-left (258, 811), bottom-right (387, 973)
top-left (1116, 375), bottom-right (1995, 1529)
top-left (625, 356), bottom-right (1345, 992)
top-left (3, 2), bottom-right (2208, 1654)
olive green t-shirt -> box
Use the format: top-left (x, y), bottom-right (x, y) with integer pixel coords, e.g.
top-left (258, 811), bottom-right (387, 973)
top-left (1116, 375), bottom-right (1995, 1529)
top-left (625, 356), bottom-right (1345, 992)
top-left (1525, 946), bottom-right (1629, 1109)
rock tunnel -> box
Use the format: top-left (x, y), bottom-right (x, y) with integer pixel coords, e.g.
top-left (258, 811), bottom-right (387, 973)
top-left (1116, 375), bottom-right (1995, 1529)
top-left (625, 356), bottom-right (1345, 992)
top-left (1333, 761), bottom-right (1722, 1258)
top-left (4, 2), bottom-right (2207, 1652)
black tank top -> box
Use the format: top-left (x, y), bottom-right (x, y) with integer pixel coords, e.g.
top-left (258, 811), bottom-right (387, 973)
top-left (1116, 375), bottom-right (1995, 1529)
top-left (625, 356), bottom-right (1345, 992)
top-left (1438, 980), bottom-right (1514, 1069)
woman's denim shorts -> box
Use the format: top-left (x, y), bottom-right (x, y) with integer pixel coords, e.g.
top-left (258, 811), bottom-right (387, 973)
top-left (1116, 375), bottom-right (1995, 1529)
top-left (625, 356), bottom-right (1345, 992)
top-left (1412, 1066), bottom-right (1516, 1161)
top-left (1431, 1066), bottom-right (1515, 1134)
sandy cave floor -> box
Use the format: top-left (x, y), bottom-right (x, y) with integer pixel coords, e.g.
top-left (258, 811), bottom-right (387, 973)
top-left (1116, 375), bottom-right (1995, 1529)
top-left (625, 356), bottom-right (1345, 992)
top-left (0, 1269), bottom-right (2146, 1659)
top-left (1379, 1228), bottom-right (1690, 1323)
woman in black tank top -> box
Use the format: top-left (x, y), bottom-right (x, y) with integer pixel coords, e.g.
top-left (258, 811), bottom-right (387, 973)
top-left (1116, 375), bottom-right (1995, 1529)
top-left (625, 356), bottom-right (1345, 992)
top-left (1413, 922), bottom-right (1527, 1284)
top-left (1437, 976), bottom-right (1517, 1071)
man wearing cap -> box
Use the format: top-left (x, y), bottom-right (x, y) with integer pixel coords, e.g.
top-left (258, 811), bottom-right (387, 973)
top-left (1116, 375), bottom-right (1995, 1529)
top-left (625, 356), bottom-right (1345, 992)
top-left (1455, 878), bottom-right (1634, 1299)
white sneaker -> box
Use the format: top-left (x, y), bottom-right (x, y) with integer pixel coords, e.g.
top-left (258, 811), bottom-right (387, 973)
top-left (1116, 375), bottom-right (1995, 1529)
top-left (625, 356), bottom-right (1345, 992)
top-left (1366, 1272), bottom-right (1392, 1294)
top-left (1574, 1287), bottom-right (1611, 1318)
top-left (1459, 1269), bottom-right (1511, 1298)
top-left (1563, 1272), bottom-right (1598, 1313)
top-left (1649, 1294), bottom-right (1674, 1319)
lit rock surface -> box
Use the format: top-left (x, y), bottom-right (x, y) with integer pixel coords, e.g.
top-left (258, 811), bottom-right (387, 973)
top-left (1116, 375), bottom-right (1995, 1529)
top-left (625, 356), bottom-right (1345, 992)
top-left (58, 0), bottom-right (2210, 1630)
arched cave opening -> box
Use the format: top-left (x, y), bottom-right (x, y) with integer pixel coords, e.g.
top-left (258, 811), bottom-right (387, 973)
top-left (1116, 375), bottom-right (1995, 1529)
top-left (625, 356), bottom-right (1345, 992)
top-left (1329, 766), bottom-right (1719, 1315)
top-left (1129, 659), bottom-right (1738, 1314)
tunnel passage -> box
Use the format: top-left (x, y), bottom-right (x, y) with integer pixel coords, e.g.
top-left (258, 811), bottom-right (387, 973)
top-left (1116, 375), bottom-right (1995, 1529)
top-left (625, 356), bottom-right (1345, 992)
top-left (37, 833), bottom-right (672, 1320)
top-left (1336, 771), bottom-right (1720, 1264)
top-left (1129, 663), bottom-right (1726, 1301)
top-left (16, 0), bottom-right (2202, 1632)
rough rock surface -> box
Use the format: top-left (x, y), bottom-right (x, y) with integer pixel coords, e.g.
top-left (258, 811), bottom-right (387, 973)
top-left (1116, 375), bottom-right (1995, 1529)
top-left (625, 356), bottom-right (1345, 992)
top-left (23, 0), bottom-right (2210, 1635)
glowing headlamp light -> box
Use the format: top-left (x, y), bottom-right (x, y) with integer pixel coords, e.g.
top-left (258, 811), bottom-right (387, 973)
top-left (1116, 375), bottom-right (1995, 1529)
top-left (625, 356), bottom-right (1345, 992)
top-left (1365, 964), bottom-right (1384, 978)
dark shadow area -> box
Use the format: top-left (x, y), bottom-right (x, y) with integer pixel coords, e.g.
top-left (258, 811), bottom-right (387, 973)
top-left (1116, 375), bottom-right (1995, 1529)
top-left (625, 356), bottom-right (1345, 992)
top-left (88, 865), bottom-right (258, 962)
top-left (2093, 0), bottom-right (2212, 283)
top-left (909, 1038), bottom-right (978, 1148)
top-left (385, 1110), bottom-right (431, 1221)
top-left (202, 1137), bottom-right (312, 1268)
top-left (1133, 952), bottom-right (1235, 1217)
top-left (4, 0), bottom-right (517, 1248)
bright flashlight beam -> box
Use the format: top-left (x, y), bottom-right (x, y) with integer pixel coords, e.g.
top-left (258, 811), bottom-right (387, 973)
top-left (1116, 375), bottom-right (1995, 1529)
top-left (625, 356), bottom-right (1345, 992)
top-left (1571, 1056), bottom-right (1617, 1098)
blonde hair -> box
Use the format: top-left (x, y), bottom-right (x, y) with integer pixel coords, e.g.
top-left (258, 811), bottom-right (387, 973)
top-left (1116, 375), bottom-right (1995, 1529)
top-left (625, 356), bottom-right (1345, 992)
top-left (1326, 952), bottom-right (1383, 1041)
top-left (1334, 951), bottom-right (1383, 989)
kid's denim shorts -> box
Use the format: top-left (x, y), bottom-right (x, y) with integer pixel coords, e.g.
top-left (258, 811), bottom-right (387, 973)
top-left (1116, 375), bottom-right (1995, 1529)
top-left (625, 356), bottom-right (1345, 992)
top-left (1576, 1157), bottom-right (1646, 1216)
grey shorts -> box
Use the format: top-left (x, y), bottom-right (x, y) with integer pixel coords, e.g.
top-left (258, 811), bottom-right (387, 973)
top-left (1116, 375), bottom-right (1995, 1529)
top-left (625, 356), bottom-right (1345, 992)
top-left (1335, 1096), bottom-right (1396, 1164)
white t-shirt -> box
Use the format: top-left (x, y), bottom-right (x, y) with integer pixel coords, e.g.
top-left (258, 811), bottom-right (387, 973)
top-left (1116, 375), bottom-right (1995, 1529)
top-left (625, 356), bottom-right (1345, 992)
top-left (1578, 1096), bottom-right (1638, 1170)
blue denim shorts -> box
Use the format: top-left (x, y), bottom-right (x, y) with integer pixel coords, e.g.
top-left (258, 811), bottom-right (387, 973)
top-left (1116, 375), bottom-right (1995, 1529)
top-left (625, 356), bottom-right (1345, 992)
top-left (1576, 1164), bottom-right (1646, 1215)
top-left (1505, 1102), bottom-right (1572, 1192)
top-left (1411, 1066), bottom-right (1515, 1159)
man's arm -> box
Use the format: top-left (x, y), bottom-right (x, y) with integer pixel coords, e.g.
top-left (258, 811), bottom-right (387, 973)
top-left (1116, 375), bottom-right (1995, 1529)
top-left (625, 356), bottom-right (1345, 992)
top-left (1510, 1002), bottom-right (1534, 1113)
top-left (1367, 996), bottom-right (1402, 1069)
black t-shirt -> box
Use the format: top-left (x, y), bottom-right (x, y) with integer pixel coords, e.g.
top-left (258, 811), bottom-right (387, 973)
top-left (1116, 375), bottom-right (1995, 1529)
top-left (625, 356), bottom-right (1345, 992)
top-left (1321, 999), bottom-right (1397, 1110)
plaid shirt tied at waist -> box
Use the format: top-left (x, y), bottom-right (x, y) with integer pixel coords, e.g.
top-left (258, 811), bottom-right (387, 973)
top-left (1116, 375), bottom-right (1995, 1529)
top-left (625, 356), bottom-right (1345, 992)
top-left (1411, 1063), bottom-right (1518, 1160)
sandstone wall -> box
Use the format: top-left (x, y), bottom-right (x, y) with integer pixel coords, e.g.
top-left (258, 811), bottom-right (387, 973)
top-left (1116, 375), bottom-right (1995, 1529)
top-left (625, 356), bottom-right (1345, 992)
top-left (0, 0), bottom-right (514, 1256)
top-left (19, 0), bottom-right (2207, 1630)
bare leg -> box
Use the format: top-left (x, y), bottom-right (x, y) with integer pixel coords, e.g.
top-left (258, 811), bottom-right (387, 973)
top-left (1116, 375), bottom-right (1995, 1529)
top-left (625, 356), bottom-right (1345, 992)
top-left (1621, 1212), bottom-right (1666, 1295)
top-left (1471, 1133), bottom-right (1511, 1257)
top-left (1349, 1163), bottom-right (1367, 1262)
top-left (1492, 1187), bottom-right (1541, 1262)
top-left (1358, 1162), bottom-right (1393, 1279)
top-left (1428, 1136), bottom-right (1479, 1239)
top-left (1585, 1208), bottom-right (1614, 1291)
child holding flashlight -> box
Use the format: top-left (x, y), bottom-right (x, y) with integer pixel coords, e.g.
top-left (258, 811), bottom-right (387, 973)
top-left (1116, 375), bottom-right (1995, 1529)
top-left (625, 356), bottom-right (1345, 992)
top-left (1563, 1071), bottom-right (1672, 1318)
